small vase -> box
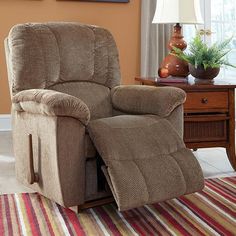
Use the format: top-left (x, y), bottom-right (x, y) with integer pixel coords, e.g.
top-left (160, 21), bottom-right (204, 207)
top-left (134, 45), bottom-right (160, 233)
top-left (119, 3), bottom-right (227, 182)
top-left (189, 64), bottom-right (220, 80)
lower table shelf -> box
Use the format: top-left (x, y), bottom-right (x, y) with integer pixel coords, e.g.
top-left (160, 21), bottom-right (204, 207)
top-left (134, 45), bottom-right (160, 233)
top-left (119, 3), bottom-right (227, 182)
top-left (184, 114), bottom-right (229, 143)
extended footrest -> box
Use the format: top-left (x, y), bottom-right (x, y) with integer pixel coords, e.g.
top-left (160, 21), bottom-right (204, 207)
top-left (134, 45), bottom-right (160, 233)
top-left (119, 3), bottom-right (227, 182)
top-left (88, 115), bottom-right (204, 211)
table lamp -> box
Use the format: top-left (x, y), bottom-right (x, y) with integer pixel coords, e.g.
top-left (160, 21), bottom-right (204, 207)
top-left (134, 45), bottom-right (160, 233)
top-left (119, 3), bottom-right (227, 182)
top-left (152, 0), bottom-right (204, 77)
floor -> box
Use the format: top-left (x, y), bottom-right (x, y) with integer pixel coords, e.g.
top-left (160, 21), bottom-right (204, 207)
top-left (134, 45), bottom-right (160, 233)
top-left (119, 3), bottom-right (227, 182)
top-left (0, 131), bottom-right (236, 195)
top-left (0, 131), bottom-right (33, 194)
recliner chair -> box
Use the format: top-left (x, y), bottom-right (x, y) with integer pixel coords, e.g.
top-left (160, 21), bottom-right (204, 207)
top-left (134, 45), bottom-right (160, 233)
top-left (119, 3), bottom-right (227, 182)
top-left (5, 22), bottom-right (204, 211)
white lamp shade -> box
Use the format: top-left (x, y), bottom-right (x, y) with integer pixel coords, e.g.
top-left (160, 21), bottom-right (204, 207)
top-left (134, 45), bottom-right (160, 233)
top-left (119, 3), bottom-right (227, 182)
top-left (152, 0), bottom-right (204, 24)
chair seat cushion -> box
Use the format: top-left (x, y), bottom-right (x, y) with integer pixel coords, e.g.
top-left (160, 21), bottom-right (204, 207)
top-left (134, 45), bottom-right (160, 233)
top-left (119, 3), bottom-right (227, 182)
top-left (88, 115), bottom-right (204, 211)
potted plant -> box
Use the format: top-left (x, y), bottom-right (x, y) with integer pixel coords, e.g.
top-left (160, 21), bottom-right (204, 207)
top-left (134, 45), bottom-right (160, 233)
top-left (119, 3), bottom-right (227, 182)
top-left (173, 34), bottom-right (236, 80)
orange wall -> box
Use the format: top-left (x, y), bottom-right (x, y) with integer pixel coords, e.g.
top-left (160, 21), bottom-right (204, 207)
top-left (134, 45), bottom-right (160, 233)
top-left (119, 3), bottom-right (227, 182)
top-left (0, 0), bottom-right (141, 114)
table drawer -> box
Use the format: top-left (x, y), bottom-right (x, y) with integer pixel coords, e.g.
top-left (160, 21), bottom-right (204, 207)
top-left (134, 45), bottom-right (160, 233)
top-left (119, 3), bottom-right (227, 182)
top-left (184, 91), bottom-right (228, 111)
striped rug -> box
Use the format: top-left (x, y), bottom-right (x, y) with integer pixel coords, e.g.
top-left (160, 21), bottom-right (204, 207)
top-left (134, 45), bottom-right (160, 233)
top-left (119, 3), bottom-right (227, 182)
top-left (0, 177), bottom-right (235, 236)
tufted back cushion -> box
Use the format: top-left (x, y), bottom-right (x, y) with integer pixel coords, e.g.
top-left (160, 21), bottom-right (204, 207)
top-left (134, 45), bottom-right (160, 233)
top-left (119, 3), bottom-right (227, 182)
top-left (6, 22), bottom-right (121, 96)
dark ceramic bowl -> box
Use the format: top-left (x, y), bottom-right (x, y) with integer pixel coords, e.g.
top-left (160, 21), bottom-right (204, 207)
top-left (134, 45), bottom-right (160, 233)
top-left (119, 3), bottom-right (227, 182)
top-left (189, 64), bottom-right (220, 80)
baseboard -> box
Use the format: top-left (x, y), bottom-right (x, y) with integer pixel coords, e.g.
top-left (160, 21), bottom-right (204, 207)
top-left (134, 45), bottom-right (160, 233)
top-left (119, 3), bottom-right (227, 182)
top-left (0, 114), bottom-right (12, 131)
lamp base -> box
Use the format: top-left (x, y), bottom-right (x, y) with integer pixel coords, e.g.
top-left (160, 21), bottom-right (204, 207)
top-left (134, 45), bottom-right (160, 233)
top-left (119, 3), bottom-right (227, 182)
top-left (159, 23), bottom-right (190, 78)
top-left (161, 54), bottom-right (189, 77)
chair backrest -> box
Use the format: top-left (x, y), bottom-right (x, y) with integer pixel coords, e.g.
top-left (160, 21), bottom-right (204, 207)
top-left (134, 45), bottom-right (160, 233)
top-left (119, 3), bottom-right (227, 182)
top-left (5, 22), bottom-right (121, 119)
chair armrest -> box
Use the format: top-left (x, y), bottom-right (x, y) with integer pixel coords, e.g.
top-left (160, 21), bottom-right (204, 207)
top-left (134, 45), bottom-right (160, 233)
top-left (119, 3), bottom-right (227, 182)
top-left (12, 89), bottom-right (90, 125)
top-left (111, 85), bottom-right (186, 117)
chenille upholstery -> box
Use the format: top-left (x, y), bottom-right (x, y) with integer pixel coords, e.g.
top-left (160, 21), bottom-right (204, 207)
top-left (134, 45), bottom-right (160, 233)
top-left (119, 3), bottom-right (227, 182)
top-left (88, 115), bottom-right (204, 211)
top-left (5, 22), bottom-right (204, 209)
top-left (12, 89), bottom-right (90, 125)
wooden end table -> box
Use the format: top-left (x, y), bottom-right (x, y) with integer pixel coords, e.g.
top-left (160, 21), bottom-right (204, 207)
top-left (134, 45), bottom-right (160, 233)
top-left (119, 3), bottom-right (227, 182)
top-left (135, 76), bottom-right (236, 170)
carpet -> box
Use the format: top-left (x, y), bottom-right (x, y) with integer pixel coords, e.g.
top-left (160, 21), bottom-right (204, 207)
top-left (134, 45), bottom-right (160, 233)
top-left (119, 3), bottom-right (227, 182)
top-left (0, 177), bottom-right (235, 236)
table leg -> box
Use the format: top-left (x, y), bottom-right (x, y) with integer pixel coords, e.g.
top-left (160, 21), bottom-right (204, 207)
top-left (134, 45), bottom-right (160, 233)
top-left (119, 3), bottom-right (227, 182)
top-left (226, 147), bottom-right (236, 171)
top-left (227, 89), bottom-right (236, 171)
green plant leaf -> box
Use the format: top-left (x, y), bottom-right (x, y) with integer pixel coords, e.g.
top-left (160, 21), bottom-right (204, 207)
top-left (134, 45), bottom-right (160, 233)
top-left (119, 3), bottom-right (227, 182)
top-left (172, 35), bottom-right (236, 69)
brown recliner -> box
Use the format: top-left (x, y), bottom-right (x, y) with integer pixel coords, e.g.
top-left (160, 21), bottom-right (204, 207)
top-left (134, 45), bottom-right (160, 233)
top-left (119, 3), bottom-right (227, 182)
top-left (5, 22), bottom-right (204, 211)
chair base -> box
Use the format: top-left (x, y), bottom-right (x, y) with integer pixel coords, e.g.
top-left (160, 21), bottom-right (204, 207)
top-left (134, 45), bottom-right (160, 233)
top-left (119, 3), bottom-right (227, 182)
top-left (77, 196), bottom-right (115, 212)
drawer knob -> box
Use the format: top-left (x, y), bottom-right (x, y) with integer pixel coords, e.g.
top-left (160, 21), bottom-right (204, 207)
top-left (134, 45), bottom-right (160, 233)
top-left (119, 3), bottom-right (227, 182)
top-left (201, 98), bottom-right (208, 104)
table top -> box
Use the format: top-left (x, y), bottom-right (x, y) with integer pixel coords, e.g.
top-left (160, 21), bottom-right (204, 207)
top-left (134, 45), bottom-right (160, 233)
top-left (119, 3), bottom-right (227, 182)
top-left (135, 75), bottom-right (236, 90)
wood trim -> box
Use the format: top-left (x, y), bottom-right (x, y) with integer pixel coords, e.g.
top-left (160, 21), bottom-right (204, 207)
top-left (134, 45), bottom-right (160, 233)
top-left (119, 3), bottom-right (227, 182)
top-left (184, 109), bottom-right (229, 113)
top-left (78, 197), bottom-right (115, 212)
top-left (135, 77), bottom-right (236, 89)
top-left (27, 134), bottom-right (39, 184)
top-left (226, 89), bottom-right (236, 169)
top-left (186, 141), bottom-right (228, 149)
top-left (184, 115), bottom-right (229, 122)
